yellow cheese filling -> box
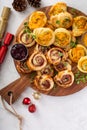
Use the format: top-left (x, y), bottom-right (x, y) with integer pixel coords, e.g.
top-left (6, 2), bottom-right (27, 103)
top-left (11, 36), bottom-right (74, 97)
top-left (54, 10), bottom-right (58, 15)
top-left (55, 32), bottom-right (70, 46)
top-left (37, 31), bottom-right (52, 45)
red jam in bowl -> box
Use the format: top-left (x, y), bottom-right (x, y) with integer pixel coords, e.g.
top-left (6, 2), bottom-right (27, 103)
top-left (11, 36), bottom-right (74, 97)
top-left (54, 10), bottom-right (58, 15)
top-left (11, 43), bottom-right (28, 61)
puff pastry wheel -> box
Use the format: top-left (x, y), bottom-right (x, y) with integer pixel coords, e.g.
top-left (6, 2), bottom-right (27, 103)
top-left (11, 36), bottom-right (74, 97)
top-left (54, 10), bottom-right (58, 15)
top-left (35, 44), bottom-right (50, 54)
top-left (16, 61), bottom-right (31, 73)
top-left (69, 44), bottom-right (87, 63)
top-left (54, 70), bottom-right (74, 88)
top-left (72, 16), bottom-right (87, 36)
top-left (37, 64), bottom-right (54, 77)
top-left (34, 75), bottom-right (54, 91)
top-left (27, 51), bottom-right (47, 71)
top-left (17, 28), bottom-right (35, 47)
top-left (46, 47), bottom-right (67, 65)
top-left (50, 12), bottom-right (73, 29)
top-left (54, 28), bottom-right (71, 48)
top-left (54, 61), bottom-right (71, 72)
top-left (77, 56), bottom-right (87, 73)
top-left (33, 27), bottom-right (55, 46)
top-left (28, 11), bottom-right (47, 30)
top-left (49, 2), bottom-right (67, 17)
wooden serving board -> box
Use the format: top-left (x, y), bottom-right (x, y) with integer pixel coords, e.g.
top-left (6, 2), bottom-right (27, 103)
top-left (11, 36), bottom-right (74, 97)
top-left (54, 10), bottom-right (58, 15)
top-left (0, 6), bottom-right (87, 104)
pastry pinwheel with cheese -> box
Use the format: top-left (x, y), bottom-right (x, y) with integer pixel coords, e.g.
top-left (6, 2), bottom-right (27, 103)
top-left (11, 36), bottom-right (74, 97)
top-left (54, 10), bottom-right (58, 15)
top-left (37, 64), bottom-right (54, 77)
top-left (69, 44), bottom-right (87, 63)
top-left (46, 47), bottom-right (67, 65)
top-left (34, 75), bottom-right (54, 91)
top-left (33, 27), bottom-right (55, 46)
top-left (49, 2), bottom-right (67, 17)
top-left (54, 28), bottom-right (71, 48)
top-left (72, 16), bottom-right (87, 36)
top-left (17, 28), bottom-right (35, 47)
top-left (54, 61), bottom-right (71, 72)
top-left (27, 51), bottom-right (47, 71)
top-left (28, 11), bottom-right (47, 30)
top-left (77, 56), bottom-right (87, 73)
top-left (50, 12), bottom-right (73, 29)
top-left (54, 70), bottom-right (74, 88)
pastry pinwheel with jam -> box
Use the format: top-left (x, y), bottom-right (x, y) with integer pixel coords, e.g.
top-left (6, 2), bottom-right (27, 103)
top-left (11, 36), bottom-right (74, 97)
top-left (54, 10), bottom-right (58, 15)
top-left (33, 27), bottom-right (55, 46)
top-left (27, 51), bottom-right (47, 71)
top-left (72, 16), bottom-right (87, 37)
top-left (17, 28), bottom-right (35, 47)
top-left (50, 12), bottom-right (73, 29)
top-left (28, 11), bottom-right (47, 30)
top-left (34, 75), bottom-right (54, 91)
top-left (54, 70), bottom-right (74, 88)
top-left (37, 64), bottom-right (54, 77)
top-left (69, 44), bottom-right (87, 63)
top-left (49, 2), bottom-right (67, 17)
top-left (54, 28), bottom-right (71, 48)
top-left (77, 56), bottom-right (87, 73)
top-left (46, 47), bottom-right (67, 65)
top-left (54, 61), bottom-right (71, 72)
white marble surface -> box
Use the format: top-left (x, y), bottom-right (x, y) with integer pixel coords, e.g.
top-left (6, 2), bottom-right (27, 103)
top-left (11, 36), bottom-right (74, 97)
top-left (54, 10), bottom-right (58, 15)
top-left (0, 0), bottom-right (87, 130)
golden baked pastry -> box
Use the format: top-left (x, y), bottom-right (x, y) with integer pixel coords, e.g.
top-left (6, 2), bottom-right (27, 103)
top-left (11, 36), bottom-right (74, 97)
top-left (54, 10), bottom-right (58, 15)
top-left (49, 2), bottom-right (67, 17)
top-left (33, 27), bottom-right (55, 46)
top-left (50, 12), bottom-right (73, 28)
top-left (69, 44), bottom-right (87, 63)
top-left (27, 51), bottom-right (47, 71)
top-left (54, 70), bottom-right (74, 88)
top-left (28, 11), bottom-right (47, 30)
top-left (72, 16), bottom-right (87, 36)
top-left (34, 44), bottom-right (50, 54)
top-left (46, 47), bottom-right (67, 65)
top-left (81, 32), bottom-right (87, 47)
top-left (16, 61), bottom-right (31, 73)
top-left (54, 61), bottom-right (71, 72)
top-left (34, 75), bottom-right (54, 91)
top-left (17, 28), bottom-right (35, 47)
top-left (37, 64), bottom-right (54, 77)
top-left (77, 56), bottom-right (87, 73)
top-left (54, 28), bottom-right (71, 48)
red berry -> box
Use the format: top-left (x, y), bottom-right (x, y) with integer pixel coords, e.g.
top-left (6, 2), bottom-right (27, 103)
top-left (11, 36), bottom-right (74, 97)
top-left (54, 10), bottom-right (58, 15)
top-left (22, 97), bottom-right (31, 105)
top-left (28, 104), bottom-right (36, 113)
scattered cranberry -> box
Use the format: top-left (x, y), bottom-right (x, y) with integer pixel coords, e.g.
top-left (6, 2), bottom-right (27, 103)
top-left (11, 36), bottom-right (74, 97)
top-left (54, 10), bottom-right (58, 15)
top-left (28, 104), bottom-right (36, 113)
top-left (22, 97), bottom-right (31, 105)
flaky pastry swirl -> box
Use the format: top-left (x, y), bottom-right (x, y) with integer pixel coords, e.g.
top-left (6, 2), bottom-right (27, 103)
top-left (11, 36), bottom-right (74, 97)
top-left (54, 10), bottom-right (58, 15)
top-left (49, 2), bottom-right (67, 17)
top-left (54, 28), bottom-right (71, 48)
top-left (54, 70), bottom-right (74, 88)
top-left (50, 12), bottom-right (73, 29)
top-left (46, 47), bottom-right (67, 65)
top-left (72, 16), bottom-right (87, 36)
top-left (28, 11), bottom-right (47, 30)
top-left (68, 44), bottom-right (87, 63)
top-left (54, 61), bottom-right (71, 72)
top-left (17, 29), bottom-right (35, 47)
top-left (77, 56), bottom-right (87, 73)
top-left (37, 64), bottom-right (54, 77)
top-left (27, 51), bottom-right (47, 71)
top-left (34, 75), bottom-right (54, 91)
top-left (33, 27), bottom-right (55, 46)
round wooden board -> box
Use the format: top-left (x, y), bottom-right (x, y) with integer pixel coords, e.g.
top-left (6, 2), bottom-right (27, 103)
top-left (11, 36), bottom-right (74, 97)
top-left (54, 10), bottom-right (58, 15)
top-left (14, 5), bottom-right (87, 96)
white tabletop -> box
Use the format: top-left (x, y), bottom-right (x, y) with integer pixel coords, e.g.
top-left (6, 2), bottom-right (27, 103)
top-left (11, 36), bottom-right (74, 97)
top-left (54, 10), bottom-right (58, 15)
top-left (0, 0), bottom-right (87, 130)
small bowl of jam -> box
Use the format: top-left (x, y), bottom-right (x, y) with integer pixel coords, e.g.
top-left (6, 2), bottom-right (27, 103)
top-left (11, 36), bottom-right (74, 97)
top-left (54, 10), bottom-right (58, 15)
top-left (11, 43), bottom-right (28, 61)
